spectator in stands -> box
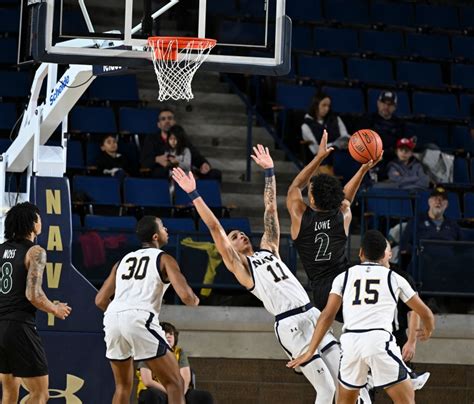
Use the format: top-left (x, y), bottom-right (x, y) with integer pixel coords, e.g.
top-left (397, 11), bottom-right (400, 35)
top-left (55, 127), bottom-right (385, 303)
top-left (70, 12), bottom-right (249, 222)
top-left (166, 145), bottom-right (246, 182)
top-left (96, 134), bottom-right (130, 178)
top-left (384, 138), bottom-right (429, 190)
top-left (166, 125), bottom-right (192, 172)
top-left (301, 92), bottom-right (350, 167)
top-left (141, 108), bottom-right (222, 181)
top-left (137, 322), bottom-right (214, 404)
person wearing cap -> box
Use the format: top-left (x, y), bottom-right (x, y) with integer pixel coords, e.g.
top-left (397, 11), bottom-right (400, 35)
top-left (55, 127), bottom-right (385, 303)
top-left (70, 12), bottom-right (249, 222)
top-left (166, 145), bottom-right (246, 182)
top-left (385, 137), bottom-right (429, 190)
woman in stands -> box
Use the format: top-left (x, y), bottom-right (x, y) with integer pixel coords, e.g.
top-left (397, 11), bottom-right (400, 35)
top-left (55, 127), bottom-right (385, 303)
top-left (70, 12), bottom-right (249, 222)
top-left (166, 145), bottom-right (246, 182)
top-left (166, 125), bottom-right (192, 173)
top-left (301, 91), bottom-right (350, 169)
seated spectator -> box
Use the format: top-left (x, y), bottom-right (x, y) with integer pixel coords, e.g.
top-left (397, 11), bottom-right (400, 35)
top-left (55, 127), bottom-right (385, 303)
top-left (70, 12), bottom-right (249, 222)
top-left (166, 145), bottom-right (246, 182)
top-left (166, 125), bottom-right (192, 172)
top-left (384, 138), bottom-right (429, 190)
top-left (141, 108), bottom-right (222, 181)
top-left (136, 322), bottom-right (214, 404)
top-left (96, 135), bottom-right (130, 179)
top-left (301, 91), bottom-right (350, 160)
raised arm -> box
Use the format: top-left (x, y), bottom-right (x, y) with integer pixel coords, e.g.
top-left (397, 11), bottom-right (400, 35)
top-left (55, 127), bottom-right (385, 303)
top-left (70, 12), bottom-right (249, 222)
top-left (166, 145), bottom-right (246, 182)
top-left (172, 168), bottom-right (253, 289)
top-left (160, 254), bottom-right (199, 306)
top-left (251, 145), bottom-right (280, 255)
top-left (25, 245), bottom-right (71, 319)
top-left (287, 130), bottom-right (334, 239)
top-left (95, 263), bottom-right (118, 311)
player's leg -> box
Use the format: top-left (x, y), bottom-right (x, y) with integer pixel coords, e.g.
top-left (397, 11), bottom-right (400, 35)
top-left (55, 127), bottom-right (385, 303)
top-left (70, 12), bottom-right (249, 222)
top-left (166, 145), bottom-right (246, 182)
top-left (0, 374), bottom-right (20, 404)
top-left (146, 350), bottom-right (185, 404)
top-left (384, 379), bottom-right (415, 404)
top-left (109, 358), bottom-right (135, 404)
top-left (337, 384), bottom-right (360, 404)
top-left (299, 356), bottom-right (336, 404)
top-left (22, 375), bottom-right (49, 404)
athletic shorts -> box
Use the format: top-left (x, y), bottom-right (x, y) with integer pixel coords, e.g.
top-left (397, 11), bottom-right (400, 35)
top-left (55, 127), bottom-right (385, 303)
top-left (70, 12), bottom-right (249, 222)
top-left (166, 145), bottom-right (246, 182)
top-left (311, 279), bottom-right (344, 323)
top-left (339, 330), bottom-right (410, 389)
top-left (103, 310), bottom-right (170, 361)
top-left (0, 320), bottom-right (48, 377)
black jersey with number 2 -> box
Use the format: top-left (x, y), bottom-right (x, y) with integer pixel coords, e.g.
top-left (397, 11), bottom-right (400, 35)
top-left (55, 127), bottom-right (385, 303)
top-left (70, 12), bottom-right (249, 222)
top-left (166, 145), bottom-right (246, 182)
top-left (0, 239), bottom-right (37, 324)
top-left (293, 207), bottom-right (348, 283)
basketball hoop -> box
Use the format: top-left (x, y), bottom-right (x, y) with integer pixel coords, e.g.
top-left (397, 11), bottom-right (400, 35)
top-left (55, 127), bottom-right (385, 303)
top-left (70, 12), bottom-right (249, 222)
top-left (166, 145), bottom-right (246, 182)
top-left (148, 36), bottom-right (217, 102)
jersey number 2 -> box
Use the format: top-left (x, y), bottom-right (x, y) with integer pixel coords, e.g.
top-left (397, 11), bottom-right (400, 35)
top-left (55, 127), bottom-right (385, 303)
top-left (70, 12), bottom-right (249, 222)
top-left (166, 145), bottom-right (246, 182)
top-left (122, 257), bottom-right (150, 280)
top-left (0, 262), bottom-right (13, 294)
top-left (352, 279), bottom-right (380, 305)
top-left (314, 233), bottom-right (331, 261)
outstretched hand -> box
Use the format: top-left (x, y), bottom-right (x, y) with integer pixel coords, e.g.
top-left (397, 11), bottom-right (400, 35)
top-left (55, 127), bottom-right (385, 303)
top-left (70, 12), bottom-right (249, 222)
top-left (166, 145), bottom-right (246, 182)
top-left (172, 167), bottom-right (196, 193)
top-left (316, 130), bottom-right (334, 159)
top-left (363, 150), bottom-right (384, 170)
top-left (286, 351), bottom-right (313, 369)
top-left (251, 144), bottom-right (274, 169)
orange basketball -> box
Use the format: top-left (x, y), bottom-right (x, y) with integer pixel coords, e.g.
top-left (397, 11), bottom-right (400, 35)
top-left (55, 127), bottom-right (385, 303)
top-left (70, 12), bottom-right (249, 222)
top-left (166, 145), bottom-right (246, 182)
top-left (348, 129), bottom-right (383, 164)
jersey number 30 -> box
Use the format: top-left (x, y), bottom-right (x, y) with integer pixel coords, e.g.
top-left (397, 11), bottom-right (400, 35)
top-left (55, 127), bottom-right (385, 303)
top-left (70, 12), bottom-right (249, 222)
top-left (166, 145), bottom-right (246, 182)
top-left (352, 279), bottom-right (380, 305)
top-left (122, 257), bottom-right (150, 280)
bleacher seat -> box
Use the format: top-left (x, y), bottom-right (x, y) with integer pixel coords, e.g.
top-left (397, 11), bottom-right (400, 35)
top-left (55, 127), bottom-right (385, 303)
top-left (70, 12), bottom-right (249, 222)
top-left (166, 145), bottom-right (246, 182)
top-left (314, 27), bottom-right (358, 53)
top-left (70, 106), bottom-right (117, 134)
top-left (332, 150), bottom-right (360, 185)
top-left (198, 217), bottom-right (251, 235)
top-left (461, 227), bottom-right (474, 241)
top-left (452, 36), bottom-right (474, 61)
top-left (463, 193), bottom-right (474, 218)
top-left (347, 58), bottom-right (394, 85)
top-left (0, 38), bottom-right (17, 65)
top-left (0, 8), bottom-right (20, 33)
top-left (415, 4), bottom-right (459, 30)
top-left (298, 56), bottom-right (344, 81)
top-left (119, 107), bottom-right (160, 134)
top-left (123, 178), bottom-right (172, 208)
top-left (0, 103), bottom-right (16, 130)
top-left (71, 213), bottom-right (82, 230)
top-left (0, 71), bottom-right (30, 98)
top-left (287, 0), bottom-right (322, 21)
top-left (292, 26), bottom-right (314, 51)
top-left (396, 61), bottom-right (443, 88)
top-left (66, 140), bottom-right (85, 170)
top-left (85, 142), bottom-right (101, 167)
top-left (459, 6), bottom-right (474, 29)
top-left (359, 30), bottom-right (405, 57)
top-left (412, 93), bottom-right (460, 120)
top-left (84, 215), bottom-right (137, 231)
top-left (405, 33), bottom-right (451, 60)
top-left (175, 180), bottom-right (222, 208)
top-left (324, 0), bottom-right (369, 24)
top-left (417, 190), bottom-right (461, 220)
top-left (370, 0), bottom-right (415, 26)
top-left (218, 21), bottom-right (265, 45)
top-left (162, 218), bottom-right (196, 247)
top-left (451, 64), bottom-right (474, 90)
top-left (404, 123), bottom-right (450, 148)
top-left (276, 83), bottom-right (315, 110)
top-left (451, 126), bottom-right (472, 151)
top-left (321, 87), bottom-right (365, 114)
top-left (367, 89), bottom-right (410, 117)
top-left (88, 75), bottom-right (139, 102)
top-left (365, 189), bottom-right (414, 225)
top-left (73, 176), bottom-right (121, 206)
top-left (460, 94), bottom-right (474, 119)
top-left (453, 158), bottom-right (470, 184)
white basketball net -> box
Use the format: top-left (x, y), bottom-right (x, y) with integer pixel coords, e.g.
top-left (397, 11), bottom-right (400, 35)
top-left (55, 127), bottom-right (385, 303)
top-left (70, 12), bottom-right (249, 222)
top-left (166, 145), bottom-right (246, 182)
top-left (148, 38), bottom-right (216, 102)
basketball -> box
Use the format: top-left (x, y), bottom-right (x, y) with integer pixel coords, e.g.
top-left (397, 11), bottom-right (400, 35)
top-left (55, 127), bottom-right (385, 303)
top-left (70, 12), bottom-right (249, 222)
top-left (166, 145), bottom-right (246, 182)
top-left (348, 129), bottom-right (383, 164)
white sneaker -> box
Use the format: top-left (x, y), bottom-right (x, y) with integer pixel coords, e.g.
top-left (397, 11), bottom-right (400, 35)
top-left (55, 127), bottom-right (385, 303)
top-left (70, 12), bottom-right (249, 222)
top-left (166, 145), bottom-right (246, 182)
top-left (411, 372), bottom-right (430, 391)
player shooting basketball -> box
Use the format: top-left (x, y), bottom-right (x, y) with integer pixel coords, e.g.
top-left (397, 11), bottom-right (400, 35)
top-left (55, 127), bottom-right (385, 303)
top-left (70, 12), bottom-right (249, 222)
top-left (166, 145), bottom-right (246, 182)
top-left (172, 146), bottom-right (371, 404)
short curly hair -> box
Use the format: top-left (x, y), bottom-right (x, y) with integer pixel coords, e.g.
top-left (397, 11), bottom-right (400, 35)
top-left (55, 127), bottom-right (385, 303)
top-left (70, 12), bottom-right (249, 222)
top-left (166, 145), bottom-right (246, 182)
top-left (361, 230), bottom-right (387, 261)
top-left (310, 174), bottom-right (345, 211)
top-left (4, 202), bottom-right (40, 241)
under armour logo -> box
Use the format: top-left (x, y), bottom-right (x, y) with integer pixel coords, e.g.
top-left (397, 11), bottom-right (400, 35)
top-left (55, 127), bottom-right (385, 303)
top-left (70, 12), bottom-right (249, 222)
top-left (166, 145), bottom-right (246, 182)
top-left (290, 327), bottom-right (298, 332)
top-left (316, 368), bottom-right (325, 374)
top-left (21, 374), bottom-right (84, 403)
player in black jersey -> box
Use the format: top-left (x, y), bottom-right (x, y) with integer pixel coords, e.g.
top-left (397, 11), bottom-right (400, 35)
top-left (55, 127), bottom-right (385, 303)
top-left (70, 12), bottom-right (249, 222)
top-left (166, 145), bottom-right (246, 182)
top-left (0, 202), bottom-right (71, 404)
top-left (287, 130), bottom-right (382, 321)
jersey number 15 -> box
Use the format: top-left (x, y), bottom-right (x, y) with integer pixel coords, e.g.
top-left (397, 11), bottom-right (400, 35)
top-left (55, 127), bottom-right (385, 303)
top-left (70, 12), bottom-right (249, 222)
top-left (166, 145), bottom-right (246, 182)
top-left (352, 279), bottom-right (380, 305)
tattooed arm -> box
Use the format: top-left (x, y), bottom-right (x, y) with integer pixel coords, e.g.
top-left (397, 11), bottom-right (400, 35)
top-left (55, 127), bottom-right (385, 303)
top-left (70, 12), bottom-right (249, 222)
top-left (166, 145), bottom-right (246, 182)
top-left (25, 245), bottom-right (71, 319)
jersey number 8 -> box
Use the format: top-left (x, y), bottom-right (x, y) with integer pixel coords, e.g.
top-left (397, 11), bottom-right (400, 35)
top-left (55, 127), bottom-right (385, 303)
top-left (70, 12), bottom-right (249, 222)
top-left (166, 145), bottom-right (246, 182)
top-left (0, 262), bottom-right (13, 294)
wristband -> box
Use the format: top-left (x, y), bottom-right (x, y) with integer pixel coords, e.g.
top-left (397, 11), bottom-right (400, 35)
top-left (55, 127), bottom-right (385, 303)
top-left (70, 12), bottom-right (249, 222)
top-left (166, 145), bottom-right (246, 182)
top-left (188, 190), bottom-right (200, 201)
top-left (264, 167), bottom-right (275, 177)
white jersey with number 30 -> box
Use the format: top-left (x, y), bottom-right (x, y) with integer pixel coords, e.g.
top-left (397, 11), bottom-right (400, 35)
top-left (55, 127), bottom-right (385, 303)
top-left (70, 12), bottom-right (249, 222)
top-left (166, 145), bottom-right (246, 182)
top-left (106, 248), bottom-right (169, 316)
top-left (330, 263), bottom-right (416, 332)
top-left (247, 249), bottom-right (310, 316)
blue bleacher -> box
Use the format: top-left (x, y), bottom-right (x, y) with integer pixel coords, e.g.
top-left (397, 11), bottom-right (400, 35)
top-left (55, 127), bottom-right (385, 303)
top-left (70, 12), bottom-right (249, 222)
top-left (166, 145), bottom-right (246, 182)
top-left (459, 6), bottom-right (474, 29)
top-left (286, 0), bottom-right (322, 22)
top-left (0, 8), bottom-right (20, 33)
top-left (396, 61), bottom-right (443, 88)
top-left (463, 193), bottom-right (474, 218)
top-left (0, 103), bottom-right (16, 130)
top-left (359, 30), bottom-right (406, 57)
top-left (314, 27), bottom-right (358, 53)
top-left (404, 123), bottom-right (450, 148)
top-left (0, 38), bottom-right (17, 65)
top-left (88, 75), bottom-right (139, 102)
top-left (276, 83), bottom-right (315, 110)
top-left (70, 106), bottom-right (117, 134)
top-left (198, 217), bottom-right (251, 235)
top-left (207, 0), bottom-right (237, 15)
top-left (0, 71), bottom-right (30, 98)
top-left (73, 176), bottom-right (121, 206)
top-left (412, 93), bottom-right (460, 120)
top-left (85, 142), bottom-right (101, 167)
top-left (453, 158), bottom-right (470, 184)
top-left (218, 21), bottom-right (265, 45)
top-left (461, 228), bottom-right (474, 241)
top-left (298, 55), bottom-right (344, 81)
top-left (175, 180), bottom-right (222, 208)
top-left (452, 36), bottom-right (474, 61)
top-left (84, 215), bottom-right (137, 231)
top-left (162, 218), bottom-right (196, 247)
top-left (460, 94), bottom-right (474, 119)
top-left (405, 33), bottom-right (451, 60)
top-left (123, 177), bottom-right (172, 208)
top-left (367, 89), bottom-right (410, 117)
top-left (321, 87), bottom-right (365, 114)
top-left (415, 4), bottom-right (459, 29)
top-left (347, 58), bottom-right (394, 85)
top-left (324, 0), bottom-right (369, 24)
top-left (119, 107), bottom-right (160, 134)
top-left (66, 140), bottom-right (85, 170)
top-left (451, 126), bottom-right (472, 151)
top-left (365, 189), bottom-right (414, 224)
top-left (370, 0), bottom-right (415, 26)
top-left (451, 64), bottom-right (474, 90)
top-left (71, 213), bottom-right (82, 230)
top-left (292, 26), bottom-right (314, 51)
top-left (332, 150), bottom-right (360, 185)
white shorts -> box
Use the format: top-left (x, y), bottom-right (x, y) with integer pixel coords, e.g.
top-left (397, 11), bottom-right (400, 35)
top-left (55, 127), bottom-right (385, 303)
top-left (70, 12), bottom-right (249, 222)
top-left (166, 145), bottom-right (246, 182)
top-left (103, 310), bottom-right (170, 361)
top-left (339, 330), bottom-right (410, 389)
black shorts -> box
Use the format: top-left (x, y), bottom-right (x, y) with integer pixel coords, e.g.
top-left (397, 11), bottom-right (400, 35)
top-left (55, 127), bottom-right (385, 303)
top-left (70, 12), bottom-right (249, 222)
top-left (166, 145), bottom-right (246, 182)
top-left (311, 279), bottom-right (344, 323)
top-left (0, 320), bottom-right (48, 377)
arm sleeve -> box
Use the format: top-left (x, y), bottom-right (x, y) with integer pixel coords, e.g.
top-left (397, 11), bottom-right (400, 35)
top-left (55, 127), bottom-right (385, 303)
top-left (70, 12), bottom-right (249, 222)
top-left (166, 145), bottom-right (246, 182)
top-left (330, 272), bottom-right (345, 297)
top-left (395, 273), bottom-right (417, 303)
top-left (180, 148), bottom-right (192, 171)
top-left (336, 116), bottom-right (350, 138)
top-left (301, 123), bottom-right (318, 155)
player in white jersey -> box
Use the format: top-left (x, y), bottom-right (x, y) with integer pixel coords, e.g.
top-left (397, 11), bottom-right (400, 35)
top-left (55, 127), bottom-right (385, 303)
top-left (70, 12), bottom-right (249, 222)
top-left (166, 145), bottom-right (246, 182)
top-left (95, 216), bottom-right (199, 404)
top-left (288, 230), bottom-right (435, 404)
top-left (172, 146), bottom-right (370, 404)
